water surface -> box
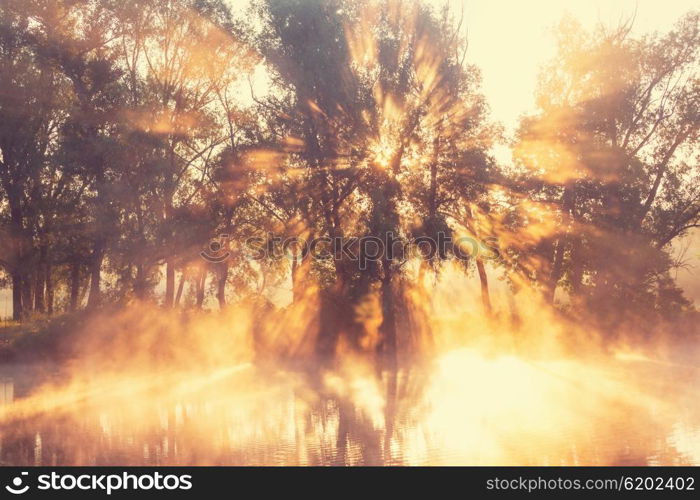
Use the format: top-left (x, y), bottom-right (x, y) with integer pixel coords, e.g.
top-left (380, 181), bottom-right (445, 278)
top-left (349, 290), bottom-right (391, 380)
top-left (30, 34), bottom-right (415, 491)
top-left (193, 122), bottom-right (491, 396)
top-left (0, 351), bottom-right (698, 466)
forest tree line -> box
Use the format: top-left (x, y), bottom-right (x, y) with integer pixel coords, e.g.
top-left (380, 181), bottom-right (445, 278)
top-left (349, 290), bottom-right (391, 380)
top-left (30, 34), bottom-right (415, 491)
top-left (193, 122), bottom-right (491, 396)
top-left (0, 0), bottom-right (698, 354)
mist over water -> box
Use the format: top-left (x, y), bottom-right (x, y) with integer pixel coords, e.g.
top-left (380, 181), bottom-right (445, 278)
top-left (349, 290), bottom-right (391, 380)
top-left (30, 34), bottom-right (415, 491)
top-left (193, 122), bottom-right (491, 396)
top-left (1, 355), bottom-right (698, 466)
top-left (0, 294), bottom-right (698, 466)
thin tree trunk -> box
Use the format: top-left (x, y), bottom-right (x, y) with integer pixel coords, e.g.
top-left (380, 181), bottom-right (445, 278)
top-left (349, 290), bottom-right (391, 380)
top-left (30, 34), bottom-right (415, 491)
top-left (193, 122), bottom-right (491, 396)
top-left (196, 268), bottom-right (206, 309)
top-left (548, 238), bottom-right (566, 303)
top-left (379, 266), bottom-right (398, 371)
top-left (428, 129), bottom-right (441, 218)
top-left (291, 256), bottom-right (299, 303)
top-left (45, 260), bottom-right (54, 315)
top-left (34, 270), bottom-right (45, 313)
top-left (11, 270), bottom-right (22, 322)
top-left (476, 258), bottom-right (492, 316)
top-left (22, 273), bottom-right (33, 315)
top-left (134, 262), bottom-right (146, 299)
top-left (570, 237), bottom-right (584, 297)
top-left (164, 259), bottom-right (175, 308)
top-left (174, 269), bottom-right (186, 307)
top-left (217, 263), bottom-right (228, 309)
top-left (291, 256), bottom-right (310, 304)
top-left (70, 261), bottom-right (80, 311)
top-left (87, 240), bottom-right (104, 308)
top-left (7, 188), bottom-right (24, 321)
top-left (79, 279), bottom-right (89, 309)
top-left (548, 185), bottom-right (575, 303)
top-left (34, 246), bottom-right (46, 313)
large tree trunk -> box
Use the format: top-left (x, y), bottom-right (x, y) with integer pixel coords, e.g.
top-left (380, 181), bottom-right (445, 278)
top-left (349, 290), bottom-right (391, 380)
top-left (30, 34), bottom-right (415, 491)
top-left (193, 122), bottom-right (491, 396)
top-left (476, 258), bottom-right (492, 316)
top-left (22, 274), bottom-right (33, 315)
top-left (316, 273), bottom-right (349, 360)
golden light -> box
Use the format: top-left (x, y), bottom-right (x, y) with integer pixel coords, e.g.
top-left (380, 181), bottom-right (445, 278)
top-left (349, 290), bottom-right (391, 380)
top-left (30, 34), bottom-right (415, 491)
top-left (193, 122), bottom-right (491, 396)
top-left (370, 137), bottom-right (396, 169)
top-left (0, 0), bottom-right (697, 468)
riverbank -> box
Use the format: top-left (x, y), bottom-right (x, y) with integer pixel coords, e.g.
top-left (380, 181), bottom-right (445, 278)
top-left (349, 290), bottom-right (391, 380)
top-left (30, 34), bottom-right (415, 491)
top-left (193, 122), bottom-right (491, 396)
top-left (0, 313), bottom-right (89, 364)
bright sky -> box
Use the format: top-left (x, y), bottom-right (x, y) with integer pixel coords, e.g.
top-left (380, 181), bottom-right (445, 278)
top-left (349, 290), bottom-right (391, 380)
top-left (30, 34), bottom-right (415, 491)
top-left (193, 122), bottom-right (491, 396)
top-left (453, 0), bottom-right (698, 131)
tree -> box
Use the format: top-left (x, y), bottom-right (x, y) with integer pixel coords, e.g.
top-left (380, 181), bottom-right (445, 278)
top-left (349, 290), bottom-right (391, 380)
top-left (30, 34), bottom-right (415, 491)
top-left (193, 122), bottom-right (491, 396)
top-left (116, 0), bottom-right (250, 308)
top-left (0, 0), bottom-right (65, 320)
top-left (255, 0), bottom-right (496, 361)
top-left (514, 13), bottom-right (699, 326)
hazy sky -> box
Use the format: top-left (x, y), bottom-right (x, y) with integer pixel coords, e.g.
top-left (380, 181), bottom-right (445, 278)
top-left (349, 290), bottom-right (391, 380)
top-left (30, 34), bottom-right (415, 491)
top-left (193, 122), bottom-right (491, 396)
top-left (454, 0), bottom-right (698, 131)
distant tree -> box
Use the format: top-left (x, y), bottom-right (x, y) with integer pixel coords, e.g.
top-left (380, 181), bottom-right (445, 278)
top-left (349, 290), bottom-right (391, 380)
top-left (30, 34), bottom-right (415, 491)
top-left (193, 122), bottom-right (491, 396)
top-left (115, 0), bottom-right (250, 308)
top-left (514, 13), bottom-right (699, 326)
top-left (0, 1), bottom-right (65, 320)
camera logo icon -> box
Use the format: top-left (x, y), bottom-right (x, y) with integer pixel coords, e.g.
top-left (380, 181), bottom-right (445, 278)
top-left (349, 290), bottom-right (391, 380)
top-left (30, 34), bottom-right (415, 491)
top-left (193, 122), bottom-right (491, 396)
top-left (6, 472), bottom-right (29, 494)
top-left (201, 234), bottom-right (231, 263)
